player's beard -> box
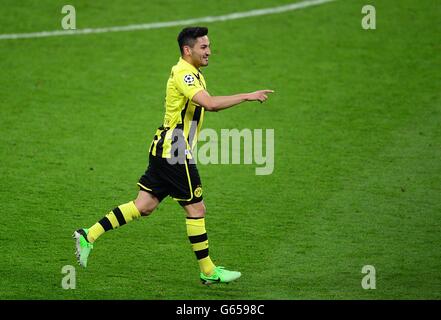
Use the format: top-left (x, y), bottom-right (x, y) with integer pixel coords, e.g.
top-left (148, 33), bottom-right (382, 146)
top-left (190, 51), bottom-right (208, 68)
top-left (200, 55), bottom-right (209, 67)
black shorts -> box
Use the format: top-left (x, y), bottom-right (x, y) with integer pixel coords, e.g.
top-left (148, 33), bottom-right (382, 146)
top-left (138, 154), bottom-right (203, 206)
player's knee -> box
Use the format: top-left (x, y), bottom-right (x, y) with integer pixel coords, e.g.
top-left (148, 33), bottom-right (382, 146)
top-left (134, 195), bottom-right (158, 216)
top-left (198, 203), bottom-right (206, 216)
top-left (138, 202), bottom-right (157, 216)
top-left (134, 189), bottom-right (161, 216)
top-left (185, 201), bottom-right (206, 218)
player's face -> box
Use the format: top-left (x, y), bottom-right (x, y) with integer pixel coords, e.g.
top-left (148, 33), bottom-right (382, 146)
top-left (190, 36), bottom-right (211, 68)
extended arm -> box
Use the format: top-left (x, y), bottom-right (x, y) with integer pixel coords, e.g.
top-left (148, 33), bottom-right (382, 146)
top-left (192, 89), bottom-right (274, 112)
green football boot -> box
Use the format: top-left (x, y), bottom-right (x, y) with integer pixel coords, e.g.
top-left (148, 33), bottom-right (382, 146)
top-left (200, 266), bottom-right (241, 285)
top-left (73, 228), bottom-right (93, 267)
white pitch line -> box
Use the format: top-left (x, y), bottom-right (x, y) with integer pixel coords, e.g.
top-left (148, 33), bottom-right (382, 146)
top-left (0, 0), bottom-right (336, 40)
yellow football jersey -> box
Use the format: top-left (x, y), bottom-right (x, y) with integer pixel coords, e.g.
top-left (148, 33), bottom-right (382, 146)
top-left (150, 57), bottom-right (206, 159)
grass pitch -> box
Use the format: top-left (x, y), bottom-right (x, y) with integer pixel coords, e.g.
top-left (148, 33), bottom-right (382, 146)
top-left (0, 0), bottom-right (440, 299)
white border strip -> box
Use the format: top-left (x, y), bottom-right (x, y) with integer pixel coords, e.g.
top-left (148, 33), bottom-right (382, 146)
top-left (0, 0), bottom-right (336, 40)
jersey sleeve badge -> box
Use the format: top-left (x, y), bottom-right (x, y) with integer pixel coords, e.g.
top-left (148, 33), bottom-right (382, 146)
top-left (183, 74), bottom-right (195, 85)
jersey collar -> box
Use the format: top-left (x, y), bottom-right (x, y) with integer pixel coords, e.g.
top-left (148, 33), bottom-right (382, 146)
top-left (178, 57), bottom-right (201, 75)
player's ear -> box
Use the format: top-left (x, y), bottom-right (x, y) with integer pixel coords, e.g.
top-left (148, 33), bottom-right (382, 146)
top-left (183, 45), bottom-right (191, 56)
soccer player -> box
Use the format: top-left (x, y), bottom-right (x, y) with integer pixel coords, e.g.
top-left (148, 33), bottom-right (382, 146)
top-left (74, 26), bottom-right (273, 285)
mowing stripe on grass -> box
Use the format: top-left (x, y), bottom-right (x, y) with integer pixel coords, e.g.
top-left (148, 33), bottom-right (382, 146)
top-left (0, 0), bottom-right (337, 40)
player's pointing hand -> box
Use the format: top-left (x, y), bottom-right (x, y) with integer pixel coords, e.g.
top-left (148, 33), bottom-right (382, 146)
top-left (246, 90), bottom-right (275, 103)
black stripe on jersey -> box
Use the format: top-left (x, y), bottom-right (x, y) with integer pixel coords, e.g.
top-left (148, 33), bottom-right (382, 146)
top-left (180, 99), bottom-right (190, 124)
top-left (188, 233), bottom-right (208, 244)
top-left (154, 128), bottom-right (168, 157)
top-left (113, 207), bottom-right (127, 227)
top-left (167, 99), bottom-right (190, 158)
top-left (149, 134), bottom-right (158, 154)
top-left (188, 106), bottom-right (202, 147)
top-left (192, 73), bottom-right (205, 89)
top-left (192, 105), bottom-right (202, 123)
top-left (171, 125), bottom-right (186, 158)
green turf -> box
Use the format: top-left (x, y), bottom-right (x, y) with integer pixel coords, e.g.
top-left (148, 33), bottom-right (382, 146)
top-left (0, 0), bottom-right (440, 299)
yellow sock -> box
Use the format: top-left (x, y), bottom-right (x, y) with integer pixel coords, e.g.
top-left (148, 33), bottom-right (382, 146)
top-left (186, 218), bottom-right (216, 276)
top-left (87, 201), bottom-right (140, 243)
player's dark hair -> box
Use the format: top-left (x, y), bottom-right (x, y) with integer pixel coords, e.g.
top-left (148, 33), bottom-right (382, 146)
top-left (177, 27), bottom-right (208, 55)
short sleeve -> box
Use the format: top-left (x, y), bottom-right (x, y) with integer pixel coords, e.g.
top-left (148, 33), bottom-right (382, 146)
top-left (174, 70), bottom-right (204, 101)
